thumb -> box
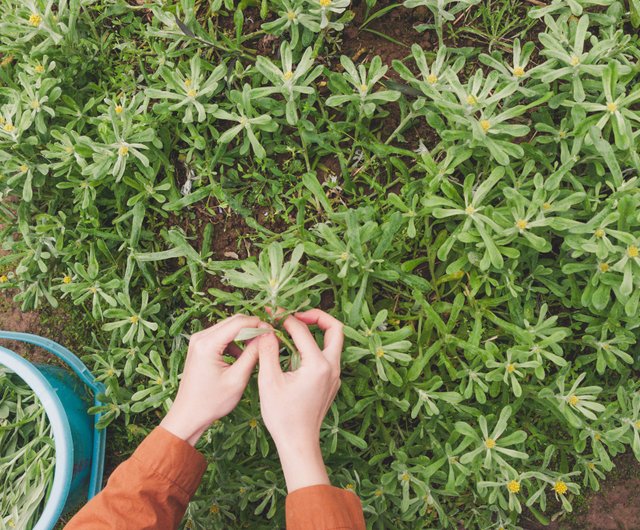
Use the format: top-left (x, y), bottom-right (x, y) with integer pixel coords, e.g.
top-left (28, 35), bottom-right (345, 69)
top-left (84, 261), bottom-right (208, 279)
top-left (258, 330), bottom-right (282, 382)
top-left (228, 339), bottom-right (259, 384)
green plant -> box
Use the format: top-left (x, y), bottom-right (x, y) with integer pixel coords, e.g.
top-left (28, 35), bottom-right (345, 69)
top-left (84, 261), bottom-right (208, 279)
top-left (0, 368), bottom-right (55, 529)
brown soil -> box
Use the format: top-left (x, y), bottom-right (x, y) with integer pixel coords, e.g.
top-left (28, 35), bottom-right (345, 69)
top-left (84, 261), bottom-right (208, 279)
top-left (521, 454), bottom-right (640, 530)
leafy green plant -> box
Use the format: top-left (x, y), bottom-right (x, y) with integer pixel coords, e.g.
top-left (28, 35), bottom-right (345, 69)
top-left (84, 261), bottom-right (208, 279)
top-left (0, 368), bottom-right (55, 530)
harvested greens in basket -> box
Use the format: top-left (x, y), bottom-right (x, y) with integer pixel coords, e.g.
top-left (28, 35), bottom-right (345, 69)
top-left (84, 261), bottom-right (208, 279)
top-left (1, 367), bottom-right (55, 530)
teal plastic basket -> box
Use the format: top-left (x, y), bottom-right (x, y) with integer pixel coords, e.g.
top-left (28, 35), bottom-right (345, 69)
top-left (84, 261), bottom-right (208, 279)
top-left (0, 331), bottom-right (106, 530)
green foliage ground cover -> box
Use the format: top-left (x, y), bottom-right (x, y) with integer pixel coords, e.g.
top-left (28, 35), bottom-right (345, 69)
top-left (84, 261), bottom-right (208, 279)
top-left (1, 0), bottom-right (640, 528)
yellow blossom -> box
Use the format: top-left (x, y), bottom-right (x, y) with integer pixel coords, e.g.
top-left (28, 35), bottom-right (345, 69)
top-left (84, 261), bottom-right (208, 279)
top-left (599, 263), bottom-right (609, 273)
top-left (130, 315), bottom-right (139, 324)
top-left (62, 275), bottom-right (72, 284)
top-left (360, 83), bottom-right (368, 92)
top-left (187, 89), bottom-right (197, 98)
top-left (427, 74), bottom-right (438, 85)
top-left (249, 418), bottom-right (258, 428)
top-left (65, 146), bottom-right (74, 154)
top-left (282, 71), bottom-right (293, 81)
top-left (209, 504), bottom-right (220, 514)
top-left (466, 95), bottom-right (477, 105)
top-left (507, 363), bottom-right (516, 373)
top-left (513, 66), bottom-right (525, 77)
top-left (568, 395), bottom-right (579, 406)
top-left (0, 275), bottom-right (8, 283)
top-left (516, 219), bottom-right (528, 230)
top-left (115, 105), bottom-right (123, 114)
top-left (374, 489), bottom-right (383, 497)
top-left (484, 438), bottom-right (496, 449)
top-left (607, 102), bottom-right (617, 113)
top-left (35, 64), bottom-right (45, 73)
top-left (588, 462), bottom-right (595, 470)
top-left (345, 483), bottom-right (355, 491)
top-left (287, 10), bottom-right (297, 19)
top-left (542, 202), bottom-right (552, 210)
top-left (554, 480), bottom-right (568, 495)
top-left (29, 13), bottom-right (42, 27)
top-left (375, 347), bottom-right (384, 358)
top-left (340, 251), bottom-right (349, 260)
top-left (401, 472), bottom-right (410, 482)
top-left (480, 119), bottom-right (491, 132)
top-left (184, 78), bottom-right (192, 88)
top-left (118, 145), bottom-right (129, 157)
top-left (3, 123), bottom-right (15, 132)
top-left (569, 55), bottom-right (580, 66)
top-left (594, 228), bottom-right (605, 238)
top-left (507, 480), bottom-right (520, 493)
top-left (594, 432), bottom-right (601, 441)
top-left (319, 0), bottom-right (331, 6)
top-left (634, 420), bottom-right (640, 429)
top-left (19, 164), bottom-right (28, 173)
top-left (558, 130), bottom-right (567, 139)
top-left (628, 245), bottom-right (639, 258)
top-left (31, 99), bottom-right (40, 109)
top-left (465, 205), bottom-right (475, 215)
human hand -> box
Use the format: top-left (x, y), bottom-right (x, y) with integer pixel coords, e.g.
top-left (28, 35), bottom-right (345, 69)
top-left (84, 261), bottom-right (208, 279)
top-left (257, 309), bottom-right (344, 492)
top-left (160, 314), bottom-right (261, 446)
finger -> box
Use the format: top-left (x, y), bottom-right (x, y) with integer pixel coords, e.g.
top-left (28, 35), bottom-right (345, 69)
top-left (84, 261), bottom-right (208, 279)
top-left (228, 339), bottom-right (260, 383)
top-left (257, 327), bottom-right (282, 381)
top-left (295, 309), bottom-right (344, 366)
top-left (191, 313), bottom-right (246, 340)
top-left (224, 342), bottom-right (243, 358)
top-left (282, 315), bottom-right (323, 363)
top-left (196, 315), bottom-right (261, 354)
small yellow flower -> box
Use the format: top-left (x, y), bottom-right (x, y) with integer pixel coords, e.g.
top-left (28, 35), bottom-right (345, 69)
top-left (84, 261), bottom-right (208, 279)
top-left (516, 219), bottom-right (528, 231)
top-left (31, 99), bottom-right (40, 109)
top-left (542, 202), bottom-right (552, 210)
top-left (187, 89), bottom-right (197, 98)
top-left (594, 228), bottom-right (605, 238)
top-left (340, 251), bottom-right (350, 260)
top-left (507, 480), bottom-right (520, 493)
top-left (319, 0), bottom-right (331, 6)
top-left (401, 472), bottom-right (410, 482)
top-left (634, 420), bottom-right (640, 429)
top-left (130, 315), bottom-right (139, 324)
top-left (558, 130), bottom-right (567, 139)
top-left (209, 504), bottom-right (220, 514)
top-left (19, 164), bottom-right (28, 173)
top-left (465, 205), bottom-right (475, 215)
top-left (594, 432), bottom-right (602, 441)
top-left (345, 483), bottom-right (355, 491)
top-left (155, 377), bottom-right (163, 385)
top-left (507, 363), bottom-right (516, 373)
top-left (249, 418), bottom-right (258, 428)
top-left (89, 286), bottom-right (98, 294)
top-left (118, 145), bottom-right (129, 157)
top-left (554, 480), bottom-right (568, 495)
top-left (34, 64), bottom-right (45, 73)
top-left (452, 270), bottom-right (464, 279)
top-left (480, 119), bottom-right (491, 132)
top-left (375, 347), bottom-right (384, 358)
top-left (466, 95), bottom-right (477, 105)
top-left (513, 66), bottom-right (525, 77)
top-left (569, 55), bottom-right (580, 66)
top-left (184, 78), bottom-right (192, 88)
top-left (287, 10), bottom-right (297, 19)
top-left (374, 489), bottom-right (383, 497)
top-left (65, 146), bottom-right (74, 154)
top-left (0, 275), bottom-right (8, 283)
top-left (427, 74), bottom-right (438, 85)
top-left (0, 116), bottom-right (4, 125)
top-left (239, 487), bottom-right (247, 494)
top-left (359, 83), bottom-right (368, 92)
top-left (3, 123), bottom-right (15, 132)
top-left (601, 343), bottom-right (610, 350)
top-left (627, 245), bottom-right (639, 258)
top-left (607, 102), bottom-right (617, 113)
top-left (484, 438), bottom-right (496, 449)
top-left (588, 462), bottom-right (595, 470)
top-left (568, 395), bottom-right (579, 407)
top-left (282, 70), bottom-right (294, 81)
top-left (268, 277), bottom-right (277, 288)
top-left (115, 105), bottom-right (123, 114)
top-left (28, 13), bottom-right (42, 27)
top-left (599, 263), bottom-right (609, 273)
top-left (62, 275), bottom-right (72, 284)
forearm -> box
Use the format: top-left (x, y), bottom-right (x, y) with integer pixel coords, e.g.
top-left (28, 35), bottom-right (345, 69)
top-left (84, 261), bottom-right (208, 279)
top-left (65, 427), bottom-right (206, 530)
top-left (276, 439), bottom-right (330, 492)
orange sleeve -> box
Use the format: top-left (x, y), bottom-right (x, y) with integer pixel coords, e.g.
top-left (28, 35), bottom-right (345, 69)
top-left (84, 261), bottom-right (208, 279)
top-left (286, 485), bottom-right (366, 530)
top-left (65, 426), bottom-right (206, 530)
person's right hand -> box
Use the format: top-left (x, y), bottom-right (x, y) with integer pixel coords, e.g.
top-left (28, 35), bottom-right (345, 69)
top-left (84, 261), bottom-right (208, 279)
top-left (257, 309), bottom-right (344, 492)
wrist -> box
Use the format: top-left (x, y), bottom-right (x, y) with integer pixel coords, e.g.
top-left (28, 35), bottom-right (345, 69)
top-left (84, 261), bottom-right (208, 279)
top-left (160, 408), bottom-right (209, 447)
top-left (275, 437), bottom-right (330, 492)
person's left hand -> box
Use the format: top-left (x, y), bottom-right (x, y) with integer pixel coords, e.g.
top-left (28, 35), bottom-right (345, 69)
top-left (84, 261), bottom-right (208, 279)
top-left (160, 314), bottom-right (263, 446)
